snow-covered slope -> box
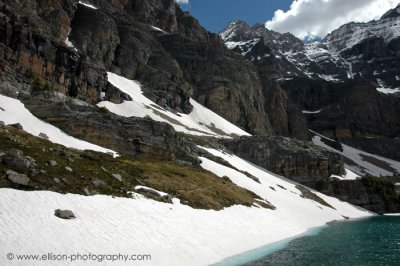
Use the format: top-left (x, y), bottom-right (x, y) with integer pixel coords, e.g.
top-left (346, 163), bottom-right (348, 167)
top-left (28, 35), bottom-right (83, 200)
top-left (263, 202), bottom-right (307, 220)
top-left (219, 5), bottom-right (400, 86)
top-left (311, 131), bottom-right (400, 177)
top-left (324, 5), bottom-right (400, 54)
top-left (0, 147), bottom-right (372, 266)
top-left (98, 72), bottom-right (250, 138)
top-left (0, 94), bottom-right (117, 156)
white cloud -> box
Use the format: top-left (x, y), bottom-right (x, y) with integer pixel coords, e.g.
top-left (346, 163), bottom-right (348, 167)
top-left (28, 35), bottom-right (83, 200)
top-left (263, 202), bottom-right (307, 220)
top-left (265, 0), bottom-right (400, 39)
top-left (176, 0), bottom-right (189, 4)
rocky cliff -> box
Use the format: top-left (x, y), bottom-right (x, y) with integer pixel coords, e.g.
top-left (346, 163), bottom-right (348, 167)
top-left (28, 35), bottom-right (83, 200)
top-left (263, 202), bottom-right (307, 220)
top-left (0, 0), bottom-right (311, 138)
top-left (223, 136), bottom-right (344, 188)
top-left (220, 5), bottom-right (400, 160)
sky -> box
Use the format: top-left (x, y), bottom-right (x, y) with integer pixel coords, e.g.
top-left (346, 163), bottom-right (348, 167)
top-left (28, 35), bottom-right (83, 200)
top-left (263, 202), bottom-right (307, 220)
top-left (176, 0), bottom-right (400, 39)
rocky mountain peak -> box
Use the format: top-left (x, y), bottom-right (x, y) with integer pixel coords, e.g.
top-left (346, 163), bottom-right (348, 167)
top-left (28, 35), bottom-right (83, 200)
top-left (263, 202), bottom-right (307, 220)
top-left (219, 21), bottom-right (253, 42)
top-left (381, 3), bottom-right (400, 20)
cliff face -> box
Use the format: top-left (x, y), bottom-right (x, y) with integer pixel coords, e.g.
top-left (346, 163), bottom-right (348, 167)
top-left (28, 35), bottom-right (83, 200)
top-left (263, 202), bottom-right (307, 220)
top-left (318, 178), bottom-right (400, 214)
top-left (220, 6), bottom-right (400, 159)
top-left (0, 0), bottom-right (310, 138)
top-left (223, 136), bottom-right (345, 188)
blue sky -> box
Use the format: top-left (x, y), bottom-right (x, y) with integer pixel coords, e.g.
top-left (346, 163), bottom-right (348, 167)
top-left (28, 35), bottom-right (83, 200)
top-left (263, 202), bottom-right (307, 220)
top-left (177, 0), bottom-right (399, 39)
top-left (178, 0), bottom-right (293, 33)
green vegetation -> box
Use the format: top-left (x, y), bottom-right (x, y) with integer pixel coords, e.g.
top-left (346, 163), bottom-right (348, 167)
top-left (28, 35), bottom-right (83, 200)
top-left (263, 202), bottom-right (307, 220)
top-left (97, 106), bottom-right (110, 114)
top-left (30, 76), bottom-right (54, 93)
top-left (0, 125), bottom-right (272, 211)
top-left (360, 175), bottom-right (400, 209)
top-left (361, 174), bottom-right (395, 190)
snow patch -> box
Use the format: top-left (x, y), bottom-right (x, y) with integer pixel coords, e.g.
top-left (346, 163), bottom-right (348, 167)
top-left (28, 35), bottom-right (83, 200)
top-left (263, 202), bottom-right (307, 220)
top-left (376, 87), bottom-right (400, 94)
top-left (150, 26), bottom-right (168, 34)
top-left (302, 109), bottom-right (322, 114)
top-left (330, 168), bottom-right (360, 180)
top-left (0, 94), bottom-right (118, 157)
top-left (78, 1), bottom-right (97, 9)
top-left (319, 74), bottom-right (340, 82)
top-left (376, 78), bottom-right (400, 94)
top-left (134, 185), bottom-right (169, 197)
top-left (64, 37), bottom-right (78, 52)
top-left (311, 130), bottom-right (400, 176)
top-left (98, 72), bottom-right (250, 138)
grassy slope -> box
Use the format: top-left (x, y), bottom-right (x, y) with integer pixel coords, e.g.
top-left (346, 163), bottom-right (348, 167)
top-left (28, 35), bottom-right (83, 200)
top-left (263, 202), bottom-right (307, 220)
top-left (0, 125), bottom-right (270, 210)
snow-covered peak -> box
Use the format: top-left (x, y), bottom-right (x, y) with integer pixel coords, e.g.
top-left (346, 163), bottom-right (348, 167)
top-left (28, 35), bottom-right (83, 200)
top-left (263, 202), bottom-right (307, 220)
top-left (323, 5), bottom-right (400, 54)
top-left (219, 21), bottom-right (252, 42)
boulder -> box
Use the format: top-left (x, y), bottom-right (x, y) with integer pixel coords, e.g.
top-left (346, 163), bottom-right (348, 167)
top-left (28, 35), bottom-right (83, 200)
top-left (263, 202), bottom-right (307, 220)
top-left (112, 174), bottom-right (122, 182)
top-left (1, 149), bottom-right (35, 172)
top-left (6, 170), bottom-right (30, 186)
top-left (39, 133), bottom-right (49, 139)
top-left (48, 160), bottom-right (58, 166)
top-left (9, 123), bottom-right (23, 130)
top-left (54, 209), bottom-right (76, 219)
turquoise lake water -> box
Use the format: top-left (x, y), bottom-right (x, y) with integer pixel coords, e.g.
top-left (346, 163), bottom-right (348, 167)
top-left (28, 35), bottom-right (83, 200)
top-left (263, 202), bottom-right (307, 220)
top-left (216, 216), bottom-right (400, 266)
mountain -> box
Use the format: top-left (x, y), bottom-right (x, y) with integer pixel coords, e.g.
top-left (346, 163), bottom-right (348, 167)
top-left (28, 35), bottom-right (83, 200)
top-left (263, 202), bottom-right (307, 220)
top-left (220, 5), bottom-right (400, 88)
top-left (0, 1), bottom-right (399, 264)
top-left (219, 4), bottom-right (400, 161)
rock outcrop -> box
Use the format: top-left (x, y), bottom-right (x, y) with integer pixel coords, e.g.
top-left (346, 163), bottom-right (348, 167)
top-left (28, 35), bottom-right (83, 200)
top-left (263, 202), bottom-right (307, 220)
top-left (281, 78), bottom-right (400, 159)
top-left (318, 177), bottom-right (400, 214)
top-left (24, 96), bottom-right (199, 162)
top-left (223, 136), bottom-right (344, 188)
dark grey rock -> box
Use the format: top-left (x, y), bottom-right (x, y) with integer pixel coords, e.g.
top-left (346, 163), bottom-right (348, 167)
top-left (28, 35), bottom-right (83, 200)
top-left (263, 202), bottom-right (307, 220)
top-left (136, 187), bottom-right (161, 197)
top-left (53, 178), bottom-right (61, 183)
top-left (39, 133), bottom-right (49, 139)
top-left (9, 123), bottom-right (23, 130)
top-left (83, 188), bottom-right (90, 196)
top-left (112, 174), bottom-right (122, 182)
top-left (54, 209), bottom-right (76, 219)
top-left (6, 170), bottom-right (30, 186)
top-left (91, 179), bottom-right (106, 187)
top-left (0, 121), bottom-right (5, 126)
top-left (1, 149), bottom-right (35, 172)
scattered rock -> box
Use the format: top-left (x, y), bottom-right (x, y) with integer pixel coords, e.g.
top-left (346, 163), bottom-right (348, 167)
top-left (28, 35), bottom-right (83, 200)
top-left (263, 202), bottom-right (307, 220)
top-left (40, 170), bottom-right (47, 174)
top-left (112, 173), bottom-right (122, 182)
top-left (54, 209), bottom-right (76, 219)
top-left (69, 98), bottom-right (90, 107)
top-left (277, 184), bottom-right (287, 190)
top-left (136, 187), bottom-right (162, 197)
top-left (83, 188), bottom-right (91, 196)
top-left (1, 149), bottom-right (35, 172)
top-left (6, 170), bottom-right (30, 186)
top-left (221, 176), bottom-right (232, 182)
top-left (30, 169), bottom-right (39, 176)
top-left (0, 121), bottom-right (5, 126)
top-left (65, 167), bottom-right (73, 172)
top-left (9, 123), bottom-right (23, 129)
top-left (48, 160), bottom-right (57, 166)
top-left (91, 179), bottom-right (106, 187)
top-left (38, 132), bottom-right (49, 139)
top-left (246, 174), bottom-right (260, 183)
top-left (53, 178), bottom-right (61, 184)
